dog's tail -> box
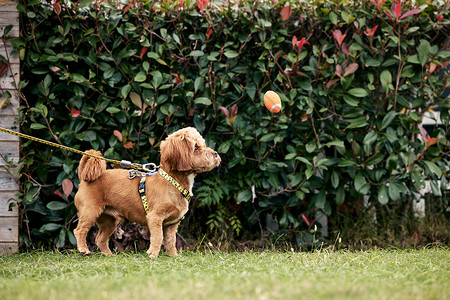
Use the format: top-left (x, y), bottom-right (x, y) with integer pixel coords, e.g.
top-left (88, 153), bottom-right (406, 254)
top-left (78, 150), bottom-right (107, 182)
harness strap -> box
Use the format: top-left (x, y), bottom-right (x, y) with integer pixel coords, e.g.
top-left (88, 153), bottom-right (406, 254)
top-left (131, 169), bottom-right (192, 216)
top-left (138, 177), bottom-right (150, 214)
top-left (158, 169), bottom-right (192, 202)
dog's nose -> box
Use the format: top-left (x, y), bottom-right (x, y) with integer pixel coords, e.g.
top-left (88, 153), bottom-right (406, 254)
top-left (212, 151), bottom-right (218, 158)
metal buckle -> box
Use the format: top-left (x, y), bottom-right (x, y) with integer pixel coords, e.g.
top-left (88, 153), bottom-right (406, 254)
top-left (142, 163), bottom-right (158, 172)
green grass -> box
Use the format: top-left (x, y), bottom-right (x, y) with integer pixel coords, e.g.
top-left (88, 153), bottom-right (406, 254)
top-left (1, 248), bottom-right (449, 300)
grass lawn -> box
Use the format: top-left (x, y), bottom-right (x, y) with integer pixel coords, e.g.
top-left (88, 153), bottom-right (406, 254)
top-left (0, 248), bottom-right (448, 300)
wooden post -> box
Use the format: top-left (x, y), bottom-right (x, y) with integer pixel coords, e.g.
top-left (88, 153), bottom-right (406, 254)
top-left (0, 0), bottom-right (20, 255)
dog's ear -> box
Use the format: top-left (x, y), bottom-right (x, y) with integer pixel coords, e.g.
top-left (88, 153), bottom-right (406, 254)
top-left (160, 133), bottom-right (194, 171)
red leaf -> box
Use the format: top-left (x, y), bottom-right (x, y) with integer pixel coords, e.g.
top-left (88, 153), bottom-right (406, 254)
top-left (336, 64), bottom-right (343, 77)
top-left (54, 191), bottom-right (64, 198)
top-left (0, 61), bottom-right (8, 77)
top-left (376, 0), bottom-right (387, 11)
top-left (384, 10), bottom-right (394, 22)
top-left (333, 30), bottom-right (346, 46)
top-left (400, 8), bottom-right (422, 20)
top-left (341, 43), bottom-right (349, 57)
top-left (123, 141), bottom-right (133, 149)
top-left (344, 63), bottom-right (359, 77)
top-left (219, 106), bottom-right (230, 118)
top-left (428, 137), bottom-right (441, 147)
top-left (301, 213), bottom-right (311, 226)
top-left (419, 125), bottom-right (429, 142)
top-left (114, 130), bottom-right (123, 142)
top-left (428, 62), bottom-right (437, 74)
top-left (392, 1), bottom-right (402, 20)
top-left (52, 2), bottom-right (61, 16)
top-left (62, 179), bottom-right (73, 198)
top-left (123, 5), bottom-right (130, 15)
top-left (230, 104), bottom-right (238, 118)
top-left (292, 36), bottom-right (298, 49)
top-left (326, 79), bottom-right (339, 89)
top-left (281, 6), bottom-right (292, 21)
top-left (206, 27), bottom-right (213, 39)
top-left (71, 108), bottom-right (80, 118)
top-left (140, 46), bottom-right (148, 59)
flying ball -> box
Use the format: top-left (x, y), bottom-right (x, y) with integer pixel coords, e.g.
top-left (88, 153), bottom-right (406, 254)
top-left (264, 91), bottom-right (282, 113)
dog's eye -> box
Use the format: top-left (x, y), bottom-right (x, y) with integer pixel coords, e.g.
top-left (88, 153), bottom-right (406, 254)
top-left (194, 145), bottom-right (199, 152)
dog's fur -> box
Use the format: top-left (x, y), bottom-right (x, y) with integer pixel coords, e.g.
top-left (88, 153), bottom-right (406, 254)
top-left (73, 127), bottom-right (221, 258)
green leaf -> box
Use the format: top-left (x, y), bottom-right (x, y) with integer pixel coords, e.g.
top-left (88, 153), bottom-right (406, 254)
top-left (417, 40), bottom-right (431, 67)
top-left (47, 201), bottom-right (68, 210)
top-left (388, 182), bottom-right (401, 201)
top-left (40, 223), bottom-right (61, 232)
top-left (134, 72), bottom-right (147, 82)
top-left (285, 153), bottom-right (297, 160)
top-left (296, 157), bottom-right (313, 166)
top-left (336, 185), bottom-right (345, 205)
top-left (237, 190), bottom-right (252, 203)
top-left (377, 185), bottom-right (389, 204)
top-left (30, 123), bottom-right (46, 130)
top-left (331, 171), bottom-right (339, 189)
top-left (313, 190), bottom-right (326, 209)
top-left (325, 140), bottom-right (345, 148)
top-left (194, 97), bottom-right (212, 105)
top-left (423, 161), bottom-right (442, 178)
top-left (380, 70), bottom-right (392, 93)
top-left (121, 84), bottom-right (131, 98)
top-left (260, 133), bottom-right (275, 143)
top-left (194, 77), bottom-right (204, 92)
top-left (329, 11), bottom-right (338, 25)
top-left (381, 111), bottom-right (397, 130)
top-left (150, 71), bottom-right (163, 88)
top-left (106, 107), bottom-right (121, 113)
top-left (354, 172), bottom-right (369, 194)
top-left (218, 140), bottom-right (232, 153)
top-left (224, 50), bottom-right (239, 58)
top-left (348, 88), bottom-right (368, 98)
top-left (345, 117), bottom-right (368, 129)
top-left (189, 50), bottom-right (204, 57)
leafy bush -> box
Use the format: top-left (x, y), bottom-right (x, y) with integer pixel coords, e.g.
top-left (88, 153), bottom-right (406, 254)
top-left (6, 0), bottom-right (449, 248)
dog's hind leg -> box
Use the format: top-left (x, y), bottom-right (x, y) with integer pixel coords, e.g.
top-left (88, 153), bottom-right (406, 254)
top-left (95, 213), bottom-right (118, 255)
top-left (74, 205), bottom-right (103, 255)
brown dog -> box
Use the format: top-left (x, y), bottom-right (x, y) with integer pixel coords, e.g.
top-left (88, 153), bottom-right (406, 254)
top-left (73, 127), bottom-right (221, 258)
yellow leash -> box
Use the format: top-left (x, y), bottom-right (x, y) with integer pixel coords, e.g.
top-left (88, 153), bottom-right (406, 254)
top-left (0, 126), bottom-right (151, 172)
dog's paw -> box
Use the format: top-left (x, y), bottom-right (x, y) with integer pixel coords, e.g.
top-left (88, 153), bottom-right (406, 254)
top-left (147, 249), bottom-right (159, 259)
top-left (79, 249), bottom-right (92, 256)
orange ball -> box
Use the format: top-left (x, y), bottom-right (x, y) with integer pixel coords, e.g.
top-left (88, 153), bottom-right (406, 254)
top-left (264, 91), bottom-right (282, 113)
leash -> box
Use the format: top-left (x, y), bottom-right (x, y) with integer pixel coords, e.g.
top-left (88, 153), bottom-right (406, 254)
top-left (0, 126), bottom-right (153, 172)
top-left (1, 126), bottom-right (193, 216)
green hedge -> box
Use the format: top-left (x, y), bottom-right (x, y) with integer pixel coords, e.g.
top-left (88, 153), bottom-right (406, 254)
top-left (5, 0), bottom-right (449, 248)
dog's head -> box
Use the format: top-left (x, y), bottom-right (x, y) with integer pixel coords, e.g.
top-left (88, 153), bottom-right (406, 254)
top-left (160, 127), bottom-right (221, 173)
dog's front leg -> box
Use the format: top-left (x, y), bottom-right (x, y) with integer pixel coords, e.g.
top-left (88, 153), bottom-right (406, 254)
top-left (163, 222), bottom-right (180, 257)
top-left (146, 213), bottom-right (163, 258)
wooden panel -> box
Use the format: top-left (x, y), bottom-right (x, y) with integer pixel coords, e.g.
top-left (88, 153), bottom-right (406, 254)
top-left (0, 191), bottom-right (18, 216)
top-left (0, 92), bottom-right (19, 116)
top-left (0, 141), bottom-right (19, 166)
top-left (0, 216), bottom-right (18, 242)
top-left (0, 116), bottom-right (20, 140)
top-left (0, 44), bottom-right (19, 62)
top-left (0, 169), bottom-right (18, 191)
top-left (0, 63), bottom-right (19, 89)
top-left (0, 242), bottom-right (18, 255)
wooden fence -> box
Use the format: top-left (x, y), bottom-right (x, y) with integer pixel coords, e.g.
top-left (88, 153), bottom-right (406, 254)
top-left (0, 0), bottom-right (20, 255)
